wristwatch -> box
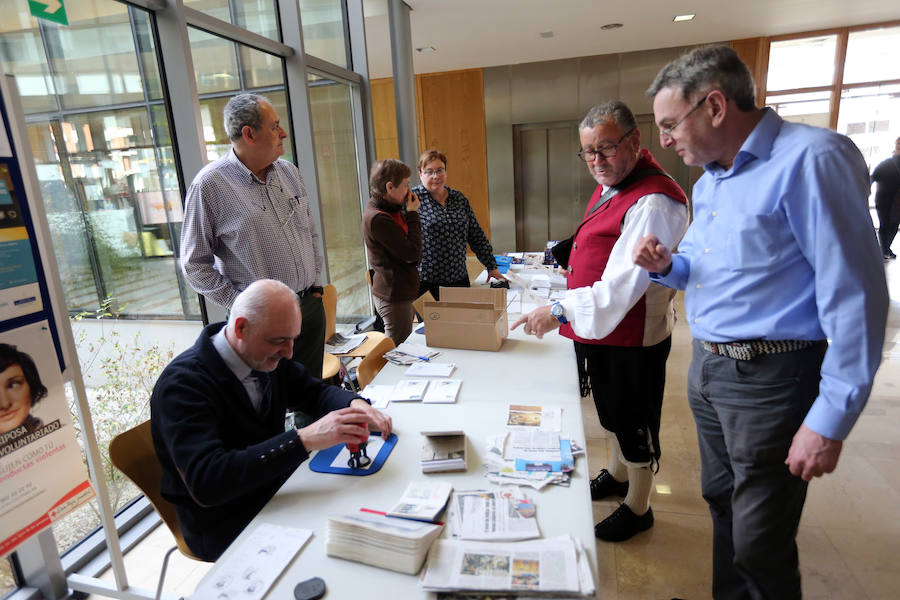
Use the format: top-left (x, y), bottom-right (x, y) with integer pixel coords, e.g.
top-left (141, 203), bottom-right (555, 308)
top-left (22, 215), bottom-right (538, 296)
top-left (550, 302), bottom-right (568, 324)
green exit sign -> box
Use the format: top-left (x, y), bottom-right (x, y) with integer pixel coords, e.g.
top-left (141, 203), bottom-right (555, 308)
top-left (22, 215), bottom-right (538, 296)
top-left (28, 0), bottom-right (68, 26)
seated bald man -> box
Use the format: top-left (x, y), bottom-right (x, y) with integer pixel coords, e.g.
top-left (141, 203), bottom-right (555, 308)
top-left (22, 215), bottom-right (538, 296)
top-left (151, 279), bottom-right (391, 561)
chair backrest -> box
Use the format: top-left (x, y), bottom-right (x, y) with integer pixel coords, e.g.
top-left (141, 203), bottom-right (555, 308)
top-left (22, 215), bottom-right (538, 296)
top-left (108, 421), bottom-right (202, 561)
top-left (323, 283), bottom-right (338, 341)
top-left (356, 337), bottom-right (395, 390)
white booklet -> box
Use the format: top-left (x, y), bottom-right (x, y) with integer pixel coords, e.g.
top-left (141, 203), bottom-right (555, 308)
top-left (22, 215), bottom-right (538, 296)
top-left (358, 383), bottom-right (394, 408)
top-left (405, 362), bottom-right (456, 377)
top-left (391, 379), bottom-right (429, 401)
top-left (422, 379), bottom-right (462, 403)
top-left (387, 480), bottom-right (453, 523)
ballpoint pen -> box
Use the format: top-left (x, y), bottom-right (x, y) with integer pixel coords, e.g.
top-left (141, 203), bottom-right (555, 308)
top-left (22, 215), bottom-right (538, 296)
top-left (398, 350), bottom-right (430, 362)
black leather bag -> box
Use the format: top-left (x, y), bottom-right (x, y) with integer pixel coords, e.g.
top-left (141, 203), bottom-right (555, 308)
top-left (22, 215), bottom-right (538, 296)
top-left (550, 236), bottom-right (574, 269)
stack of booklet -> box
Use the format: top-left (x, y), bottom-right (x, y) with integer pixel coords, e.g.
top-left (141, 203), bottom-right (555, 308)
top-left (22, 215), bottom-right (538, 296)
top-left (421, 431), bottom-right (467, 473)
top-left (325, 511), bottom-right (443, 574)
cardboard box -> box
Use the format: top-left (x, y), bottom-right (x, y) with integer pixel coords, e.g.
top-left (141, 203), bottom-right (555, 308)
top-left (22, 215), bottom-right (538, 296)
top-left (423, 287), bottom-right (508, 351)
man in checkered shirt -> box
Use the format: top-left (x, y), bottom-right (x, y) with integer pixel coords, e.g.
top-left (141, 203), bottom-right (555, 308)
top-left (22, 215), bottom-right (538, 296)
top-left (180, 93), bottom-right (326, 379)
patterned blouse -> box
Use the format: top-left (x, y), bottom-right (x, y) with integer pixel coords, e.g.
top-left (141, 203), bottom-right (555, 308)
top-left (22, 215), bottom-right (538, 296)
top-left (412, 184), bottom-right (497, 284)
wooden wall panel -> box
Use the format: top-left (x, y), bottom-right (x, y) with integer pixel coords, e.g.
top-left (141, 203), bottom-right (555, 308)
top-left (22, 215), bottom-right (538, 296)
top-left (731, 37), bottom-right (770, 107)
top-left (416, 69), bottom-right (491, 238)
top-left (368, 69), bottom-right (492, 239)
top-left (370, 77), bottom-right (400, 160)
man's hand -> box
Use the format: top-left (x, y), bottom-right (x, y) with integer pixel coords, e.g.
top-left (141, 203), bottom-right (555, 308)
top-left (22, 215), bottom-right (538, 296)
top-left (632, 234), bottom-right (673, 274)
top-left (785, 424), bottom-right (843, 481)
top-left (297, 406), bottom-right (386, 451)
top-left (406, 191), bottom-right (420, 212)
top-left (487, 268), bottom-right (506, 282)
top-left (350, 398), bottom-right (393, 439)
top-left (511, 305), bottom-right (560, 339)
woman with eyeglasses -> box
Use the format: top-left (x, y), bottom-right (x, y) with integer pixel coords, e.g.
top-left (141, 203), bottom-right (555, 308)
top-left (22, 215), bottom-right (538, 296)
top-left (412, 149), bottom-right (505, 300)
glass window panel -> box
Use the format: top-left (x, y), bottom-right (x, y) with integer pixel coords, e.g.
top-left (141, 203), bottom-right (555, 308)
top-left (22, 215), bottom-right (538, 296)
top-left (239, 44), bottom-right (284, 89)
top-left (28, 121), bottom-right (100, 311)
top-left (42, 0), bottom-right (146, 110)
top-left (300, 0), bottom-right (349, 68)
top-left (308, 73), bottom-right (369, 318)
top-left (133, 9), bottom-right (163, 101)
top-left (190, 27), bottom-right (240, 94)
top-left (844, 26), bottom-right (900, 85)
top-left (767, 35), bottom-right (837, 92)
top-left (0, 6), bottom-right (58, 114)
top-left (766, 90), bottom-right (832, 128)
top-left (837, 83), bottom-right (900, 170)
top-left (185, 0), bottom-right (279, 41)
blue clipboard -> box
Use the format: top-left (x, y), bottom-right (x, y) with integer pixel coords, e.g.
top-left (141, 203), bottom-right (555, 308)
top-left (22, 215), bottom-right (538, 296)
top-left (309, 432), bottom-right (398, 476)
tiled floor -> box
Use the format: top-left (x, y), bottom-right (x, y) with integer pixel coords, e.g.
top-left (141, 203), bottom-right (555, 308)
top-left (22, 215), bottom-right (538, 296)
top-left (100, 261), bottom-right (900, 599)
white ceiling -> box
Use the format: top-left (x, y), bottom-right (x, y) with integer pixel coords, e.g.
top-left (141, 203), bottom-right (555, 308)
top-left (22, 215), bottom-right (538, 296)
top-left (362, 0), bottom-right (900, 79)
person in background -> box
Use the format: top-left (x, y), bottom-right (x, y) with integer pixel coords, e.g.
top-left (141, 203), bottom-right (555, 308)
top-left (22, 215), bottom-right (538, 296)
top-left (634, 45), bottom-right (888, 599)
top-left (362, 159), bottom-right (422, 345)
top-left (512, 100), bottom-right (688, 542)
top-left (872, 136), bottom-right (900, 259)
top-left (413, 149), bottom-right (504, 300)
top-left (0, 344), bottom-right (47, 436)
top-left (151, 279), bottom-right (391, 561)
top-left (180, 93), bottom-right (326, 378)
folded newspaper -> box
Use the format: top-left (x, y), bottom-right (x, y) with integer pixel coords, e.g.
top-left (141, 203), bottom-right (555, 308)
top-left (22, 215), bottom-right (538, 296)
top-left (420, 535), bottom-right (595, 596)
top-left (447, 487), bottom-right (539, 541)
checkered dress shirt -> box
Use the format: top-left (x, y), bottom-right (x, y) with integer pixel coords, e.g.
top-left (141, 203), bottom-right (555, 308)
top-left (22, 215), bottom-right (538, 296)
top-left (180, 149), bottom-right (322, 308)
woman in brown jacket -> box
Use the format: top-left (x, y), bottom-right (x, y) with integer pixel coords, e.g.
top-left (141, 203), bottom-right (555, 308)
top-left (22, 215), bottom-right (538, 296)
top-left (362, 159), bottom-right (421, 344)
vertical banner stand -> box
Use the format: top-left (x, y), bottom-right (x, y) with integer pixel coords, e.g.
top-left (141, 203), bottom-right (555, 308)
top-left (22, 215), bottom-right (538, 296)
top-left (1, 67), bottom-right (161, 599)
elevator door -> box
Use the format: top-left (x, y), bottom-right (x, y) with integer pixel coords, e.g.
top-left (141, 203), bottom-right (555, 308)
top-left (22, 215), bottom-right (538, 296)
top-left (512, 116), bottom-right (696, 252)
top-left (513, 121), bottom-right (595, 251)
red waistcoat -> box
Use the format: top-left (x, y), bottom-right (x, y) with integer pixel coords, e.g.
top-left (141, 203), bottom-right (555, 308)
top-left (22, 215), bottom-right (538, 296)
top-left (559, 150), bottom-right (687, 346)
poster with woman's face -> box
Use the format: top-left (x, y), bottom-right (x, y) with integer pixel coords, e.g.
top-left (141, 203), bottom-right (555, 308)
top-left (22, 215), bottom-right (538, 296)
top-left (0, 320), bottom-right (94, 558)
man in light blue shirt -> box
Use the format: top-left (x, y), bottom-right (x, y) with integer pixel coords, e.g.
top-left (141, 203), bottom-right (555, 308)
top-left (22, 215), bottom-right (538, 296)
top-left (633, 46), bottom-right (888, 599)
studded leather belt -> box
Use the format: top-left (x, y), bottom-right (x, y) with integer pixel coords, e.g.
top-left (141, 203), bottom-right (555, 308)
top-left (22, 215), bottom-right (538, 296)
top-left (701, 339), bottom-right (818, 361)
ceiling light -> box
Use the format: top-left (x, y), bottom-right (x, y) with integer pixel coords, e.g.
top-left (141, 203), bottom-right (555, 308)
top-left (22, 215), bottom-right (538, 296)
top-left (540, 31), bottom-right (554, 39)
top-left (416, 46), bottom-right (436, 53)
top-left (600, 23), bottom-right (623, 30)
top-left (673, 14), bottom-right (695, 22)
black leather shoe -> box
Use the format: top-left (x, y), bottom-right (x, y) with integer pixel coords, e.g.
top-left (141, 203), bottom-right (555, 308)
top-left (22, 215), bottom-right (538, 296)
top-left (594, 504), bottom-right (653, 541)
top-left (589, 469), bottom-right (628, 500)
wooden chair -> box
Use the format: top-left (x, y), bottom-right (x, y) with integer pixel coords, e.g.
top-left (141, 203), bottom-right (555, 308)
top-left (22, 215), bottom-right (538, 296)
top-left (108, 421), bottom-right (207, 600)
top-left (356, 337), bottom-right (395, 390)
top-left (322, 284), bottom-right (342, 381)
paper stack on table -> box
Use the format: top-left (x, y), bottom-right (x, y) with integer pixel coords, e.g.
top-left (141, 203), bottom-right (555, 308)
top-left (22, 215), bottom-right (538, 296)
top-left (420, 535), bottom-right (595, 597)
top-left (405, 361), bottom-right (455, 377)
top-left (447, 487), bottom-right (539, 541)
top-left (384, 342), bottom-right (441, 365)
top-left (325, 332), bottom-right (366, 354)
top-left (422, 379), bottom-right (462, 403)
top-left (326, 511), bottom-right (443, 575)
top-left (390, 379), bottom-right (429, 401)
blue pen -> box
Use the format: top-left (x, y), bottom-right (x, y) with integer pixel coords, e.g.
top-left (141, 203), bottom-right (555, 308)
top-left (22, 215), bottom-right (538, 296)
top-left (399, 351), bottom-right (430, 362)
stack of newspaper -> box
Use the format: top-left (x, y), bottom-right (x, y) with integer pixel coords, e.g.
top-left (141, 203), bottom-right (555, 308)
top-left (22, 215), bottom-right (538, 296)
top-left (384, 342), bottom-right (441, 365)
top-left (420, 535), bottom-right (595, 597)
top-left (325, 511), bottom-right (443, 575)
top-left (447, 487), bottom-right (540, 541)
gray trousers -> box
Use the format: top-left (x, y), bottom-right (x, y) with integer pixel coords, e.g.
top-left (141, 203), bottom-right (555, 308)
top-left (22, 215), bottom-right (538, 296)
top-left (688, 339), bottom-right (826, 600)
top-left (373, 297), bottom-right (414, 345)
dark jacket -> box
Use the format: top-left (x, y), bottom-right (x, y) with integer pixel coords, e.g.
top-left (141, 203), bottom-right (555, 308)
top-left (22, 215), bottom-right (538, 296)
top-left (362, 197), bottom-right (422, 301)
top-left (150, 323), bottom-right (358, 561)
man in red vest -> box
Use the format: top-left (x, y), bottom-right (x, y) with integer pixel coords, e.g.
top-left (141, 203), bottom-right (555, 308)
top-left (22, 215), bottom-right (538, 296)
top-left (512, 101), bottom-right (687, 541)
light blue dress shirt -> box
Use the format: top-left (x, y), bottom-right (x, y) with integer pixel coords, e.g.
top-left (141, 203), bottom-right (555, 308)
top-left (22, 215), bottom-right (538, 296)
top-left (653, 108), bottom-right (888, 440)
